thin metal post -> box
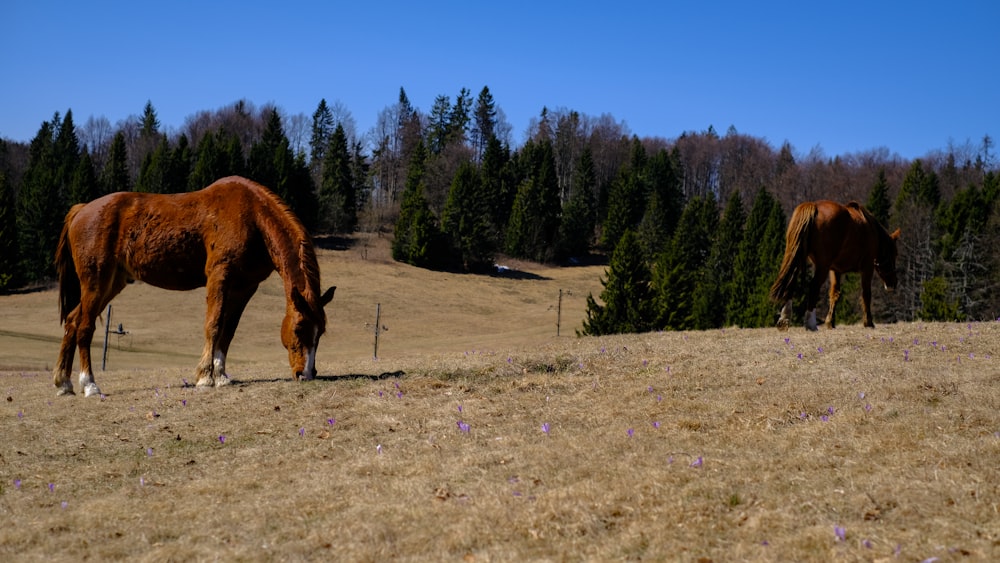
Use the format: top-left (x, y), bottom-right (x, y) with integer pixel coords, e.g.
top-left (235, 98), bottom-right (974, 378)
top-left (373, 303), bottom-right (381, 359)
top-left (102, 305), bottom-right (112, 370)
top-left (557, 289), bottom-right (563, 336)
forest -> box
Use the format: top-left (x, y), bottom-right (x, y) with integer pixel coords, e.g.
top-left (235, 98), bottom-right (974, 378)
top-left (1, 87), bottom-right (998, 332)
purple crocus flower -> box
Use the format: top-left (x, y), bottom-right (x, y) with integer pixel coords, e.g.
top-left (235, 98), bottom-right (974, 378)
top-left (834, 525), bottom-right (846, 541)
top-left (541, 423), bottom-right (550, 434)
top-left (690, 456), bottom-right (703, 468)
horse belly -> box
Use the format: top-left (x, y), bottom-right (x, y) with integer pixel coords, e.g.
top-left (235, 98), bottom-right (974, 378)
top-left (124, 230), bottom-right (209, 291)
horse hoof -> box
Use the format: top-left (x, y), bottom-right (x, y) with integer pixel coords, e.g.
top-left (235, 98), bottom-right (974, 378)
top-left (776, 320), bottom-right (790, 331)
top-left (83, 383), bottom-right (102, 397)
top-left (56, 386), bottom-right (75, 396)
top-left (195, 377), bottom-right (215, 388)
top-left (215, 374), bottom-right (232, 387)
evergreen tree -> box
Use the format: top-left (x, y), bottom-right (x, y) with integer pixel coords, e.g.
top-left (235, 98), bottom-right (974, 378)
top-left (746, 200), bottom-right (787, 326)
top-left (866, 167), bottom-right (891, 227)
top-left (102, 131), bottom-right (130, 194)
top-left (480, 135), bottom-right (512, 238)
top-left (0, 171), bottom-right (20, 291)
top-left (556, 146), bottom-right (598, 260)
top-left (318, 123), bottom-right (356, 232)
top-left (580, 230), bottom-right (655, 335)
top-left (505, 139), bottom-right (561, 262)
top-left (653, 194), bottom-right (718, 330)
top-left (448, 87), bottom-right (472, 146)
top-left (166, 134), bottom-right (192, 193)
top-left (471, 86), bottom-right (497, 161)
top-left (637, 149), bottom-right (684, 259)
top-left (17, 120), bottom-right (65, 282)
top-left (728, 188), bottom-right (780, 327)
top-left (135, 137), bottom-right (171, 193)
top-left (69, 148), bottom-right (100, 204)
top-left (441, 161), bottom-right (494, 271)
top-left (248, 108), bottom-right (288, 194)
top-left (601, 138), bottom-right (648, 250)
top-left (427, 95), bottom-right (451, 154)
top-left (691, 190), bottom-right (745, 328)
top-left (309, 98), bottom-right (335, 170)
top-left (393, 140), bottom-right (445, 268)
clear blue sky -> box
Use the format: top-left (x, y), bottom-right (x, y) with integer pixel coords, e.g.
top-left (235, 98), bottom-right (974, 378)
top-left (2, 1), bottom-right (997, 160)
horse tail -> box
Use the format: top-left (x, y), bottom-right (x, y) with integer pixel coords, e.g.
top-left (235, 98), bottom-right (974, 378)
top-left (769, 202), bottom-right (817, 303)
top-left (56, 204), bottom-right (85, 324)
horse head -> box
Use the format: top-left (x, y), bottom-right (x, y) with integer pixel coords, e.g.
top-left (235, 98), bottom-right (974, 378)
top-left (282, 286), bottom-right (336, 380)
top-left (875, 229), bottom-right (901, 291)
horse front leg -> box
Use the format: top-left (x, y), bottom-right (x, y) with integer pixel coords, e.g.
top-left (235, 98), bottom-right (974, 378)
top-left (195, 278), bottom-right (226, 388)
top-left (824, 271), bottom-right (841, 329)
top-left (860, 269), bottom-right (876, 328)
top-left (211, 285), bottom-right (258, 388)
top-left (776, 300), bottom-right (793, 331)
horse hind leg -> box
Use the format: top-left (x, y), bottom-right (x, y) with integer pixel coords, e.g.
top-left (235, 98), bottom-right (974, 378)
top-left (804, 269), bottom-right (824, 331)
top-left (54, 308), bottom-right (80, 395)
top-left (824, 271), bottom-right (841, 329)
top-left (776, 300), bottom-right (793, 331)
top-left (74, 270), bottom-right (129, 397)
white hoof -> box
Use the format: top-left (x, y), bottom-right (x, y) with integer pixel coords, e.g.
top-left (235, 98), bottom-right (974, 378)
top-left (83, 382), bottom-right (102, 397)
top-left (56, 384), bottom-right (75, 396)
top-left (215, 374), bottom-right (232, 387)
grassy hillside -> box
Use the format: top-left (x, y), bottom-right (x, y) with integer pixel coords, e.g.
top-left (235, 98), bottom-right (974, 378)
top-left (2, 235), bottom-right (999, 561)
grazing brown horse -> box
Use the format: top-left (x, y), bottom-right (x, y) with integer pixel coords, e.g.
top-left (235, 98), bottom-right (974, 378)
top-left (770, 200), bottom-right (900, 330)
top-left (54, 176), bottom-right (336, 396)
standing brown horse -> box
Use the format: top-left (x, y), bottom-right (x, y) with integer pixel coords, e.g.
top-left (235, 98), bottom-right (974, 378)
top-left (54, 176), bottom-right (336, 396)
top-left (770, 200), bottom-right (900, 330)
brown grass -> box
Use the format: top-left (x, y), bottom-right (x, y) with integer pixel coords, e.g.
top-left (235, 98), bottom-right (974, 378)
top-left (2, 234), bottom-right (999, 561)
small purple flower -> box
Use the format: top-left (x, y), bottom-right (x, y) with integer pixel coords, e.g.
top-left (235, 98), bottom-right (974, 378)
top-left (834, 525), bottom-right (846, 541)
top-left (457, 405), bottom-right (463, 413)
top-left (797, 353), bottom-right (803, 360)
top-left (657, 394), bottom-right (662, 402)
top-left (299, 427), bottom-right (305, 437)
top-left (800, 412), bottom-right (808, 420)
top-left (858, 392), bottom-right (865, 400)
top-left (827, 406), bottom-right (835, 415)
top-left (541, 422), bottom-right (550, 434)
top-left (181, 399), bottom-right (187, 406)
top-left (667, 456), bottom-right (674, 464)
top-left (146, 447), bottom-right (153, 457)
top-left (647, 386), bottom-right (654, 393)
top-left (61, 501), bottom-right (68, 509)
top-left (652, 421), bottom-right (660, 429)
top-left (863, 538), bottom-right (872, 548)
top-left (865, 403), bottom-right (872, 412)
top-left (396, 391), bottom-right (403, 399)
top-left (784, 337), bottom-right (790, 345)
top-left (821, 415), bottom-right (829, 422)
top-left (690, 456), bottom-right (703, 468)
top-left (17, 411), bottom-right (23, 419)
top-left (817, 347), bottom-right (824, 353)
top-left (139, 476), bottom-right (145, 487)
top-left (218, 435), bottom-right (226, 444)
top-left (376, 444), bottom-right (383, 454)
top-left (327, 418), bottom-right (335, 425)
top-left (182, 379), bottom-right (189, 387)
top-left (13, 479), bottom-right (21, 489)
top-left (457, 421), bottom-right (470, 433)
top-left (627, 428), bottom-right (634, 438)
top-left (48, 483), bottom-right (54, 492)
top-left (903, 349), bottom-right (910, 361)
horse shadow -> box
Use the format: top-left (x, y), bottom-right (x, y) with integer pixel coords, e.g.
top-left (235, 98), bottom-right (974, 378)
top-left (229, 370), bottom-right (406, 386)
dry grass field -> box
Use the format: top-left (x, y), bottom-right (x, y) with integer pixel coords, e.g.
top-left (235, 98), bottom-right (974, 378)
top-left (2, 234), bottom-right (999, 562)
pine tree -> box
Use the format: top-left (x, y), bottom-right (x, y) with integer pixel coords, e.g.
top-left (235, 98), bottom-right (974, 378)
top-left (556, 146), bottom-right (598, 260)
top-left (866, 167), bottom-right (891, 227)
top-left (728, 188), bottom-right (783, 327)
top-left (691, 190), bottom-right (745, 328)
top-left (653, 194), bottom-right (718, 330)
top-left (309, 98), bottom-right (335, 170)
top-left (102, 131), bottom-right (130, 194)
top-left (0, 170), bottom-right (20, 291)
top-left (18, 120), bottom-right (64, 282)
top-left (393, 140), bottom-right (445, 268)
top-left (601, 138), bottom-right (648, 251)
top-left (505, 140), bottom-right (561, 262)
top-left (135, 137), bottom-right (171, 193)
top-left (480, 135), bottom-right (512, 238)
top-left (318, 123), bottom-right (356, 232)
top-left (69, 148), bottom-right (99, 204)
top-left (580, 230), bottom-right (654, 335)
top-left (427, 95), bottom-right (451, 155)
top-left (448, 87), bottom-right (472, 146)
top-left (442, 161), bottom-right (494, 271)
top-left (472, 86), bottom-right (497, 161)
top-left (637, 149), bottom-right (684, 258)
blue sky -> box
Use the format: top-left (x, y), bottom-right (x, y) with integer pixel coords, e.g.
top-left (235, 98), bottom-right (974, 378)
top-left (2, 1), bottom-right (997, 160)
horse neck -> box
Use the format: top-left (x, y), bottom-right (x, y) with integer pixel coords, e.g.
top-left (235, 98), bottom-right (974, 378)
top-left (258, 210), bottom-right (319, 305)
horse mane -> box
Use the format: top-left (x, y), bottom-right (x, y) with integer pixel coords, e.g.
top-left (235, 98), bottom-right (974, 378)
top-left (847, 201), bottom-right (894, 246)
top-left (242, 180), bottom-right (323, 305)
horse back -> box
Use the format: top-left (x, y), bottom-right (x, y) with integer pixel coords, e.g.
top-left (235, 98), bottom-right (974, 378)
top-left (812, 200), bottom-right (879, 273)
top-left (67, 180), bottom-right (274, 291)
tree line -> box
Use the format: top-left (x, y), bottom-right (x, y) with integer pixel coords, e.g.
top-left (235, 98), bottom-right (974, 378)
top-left (0, 88), bottom-right (997, 330)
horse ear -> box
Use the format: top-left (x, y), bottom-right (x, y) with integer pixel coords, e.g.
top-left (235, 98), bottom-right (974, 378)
top-left (890, 228), bottom-right (900, 241)
top-left (321, 286), bottom-right (336, 307)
